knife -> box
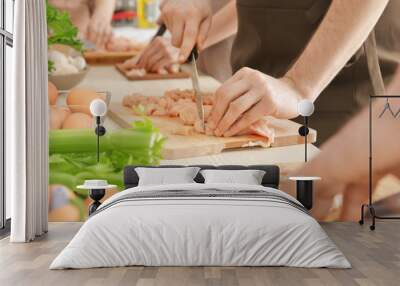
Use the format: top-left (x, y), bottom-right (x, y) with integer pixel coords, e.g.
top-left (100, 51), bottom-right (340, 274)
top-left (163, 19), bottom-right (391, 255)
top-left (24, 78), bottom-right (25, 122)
top-left (129, 24), bottom-right (168, 65)
top-left (141, 24), bottom-right (205, 129)
top-left (153, 24), bottom-right (167, 40)
top-left (187, 47), bottom-right (205, 131)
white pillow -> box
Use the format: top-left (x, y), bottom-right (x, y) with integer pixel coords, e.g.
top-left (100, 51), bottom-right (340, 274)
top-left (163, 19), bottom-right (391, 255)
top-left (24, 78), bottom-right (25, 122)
top-left (200, 169), bottom-right (266, 185)
top-left (135, 167), bottom-right (201, 186)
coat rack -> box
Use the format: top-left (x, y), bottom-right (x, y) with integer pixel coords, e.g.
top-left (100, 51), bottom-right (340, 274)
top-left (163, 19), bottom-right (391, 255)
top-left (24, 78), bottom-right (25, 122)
top-left (359, 31), bottom-right (400, 230)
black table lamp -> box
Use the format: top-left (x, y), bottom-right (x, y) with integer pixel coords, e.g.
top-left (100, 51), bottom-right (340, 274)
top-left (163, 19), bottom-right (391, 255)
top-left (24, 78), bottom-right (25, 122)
top-left (291, 99), bottom-right (319, 210)
top-left (298, 100), bottom-right (315, 162)
top-left (90, 99), bottom-right (108, 163)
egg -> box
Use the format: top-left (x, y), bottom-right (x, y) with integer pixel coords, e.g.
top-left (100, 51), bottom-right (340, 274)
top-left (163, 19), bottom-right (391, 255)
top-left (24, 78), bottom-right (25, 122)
top-left (62, 112), bottom-right (93, 129)
top-left (48, 81), bottom-right (58, 105)
top-left (67, 89), bottom-right (105, 115)
top-left (58, 107), bottom-right (72, 122)
top-left (49, 106), bottom-right (71, 130)
top-left (49, 106), bottom-right (63, 130)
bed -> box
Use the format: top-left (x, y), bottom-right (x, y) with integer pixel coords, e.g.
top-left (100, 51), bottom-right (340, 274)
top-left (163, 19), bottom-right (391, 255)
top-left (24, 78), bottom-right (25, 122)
top-left (50, 165), bottom-right (350, 269)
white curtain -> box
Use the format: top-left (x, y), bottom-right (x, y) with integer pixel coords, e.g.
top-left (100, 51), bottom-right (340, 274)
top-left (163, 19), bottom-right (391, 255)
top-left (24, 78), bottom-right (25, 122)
top-left (8, 0), bottom-right (48, 242)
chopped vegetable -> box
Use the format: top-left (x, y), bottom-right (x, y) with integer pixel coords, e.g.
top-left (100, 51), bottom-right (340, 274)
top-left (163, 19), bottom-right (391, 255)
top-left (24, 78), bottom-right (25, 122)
top-left (49, 119), bottom-right (166, 197)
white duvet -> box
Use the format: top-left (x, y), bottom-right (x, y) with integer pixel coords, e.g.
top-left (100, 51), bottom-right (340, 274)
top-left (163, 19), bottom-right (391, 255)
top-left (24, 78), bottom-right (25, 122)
top-left (50, 183), bottom-right (351, 269)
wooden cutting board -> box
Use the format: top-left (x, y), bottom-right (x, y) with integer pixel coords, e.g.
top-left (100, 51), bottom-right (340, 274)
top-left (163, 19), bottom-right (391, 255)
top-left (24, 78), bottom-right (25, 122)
top-left (115, 64), bottom-right (190, 81)
top-left (108, 103), bottom-right (317, 160)
top-left (84, 50), bottom-right (141, 65)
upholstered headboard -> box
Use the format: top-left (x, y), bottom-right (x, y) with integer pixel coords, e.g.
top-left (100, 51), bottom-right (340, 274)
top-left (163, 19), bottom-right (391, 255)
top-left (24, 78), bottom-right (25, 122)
top-left (123, 165), bottom-right (280, 189)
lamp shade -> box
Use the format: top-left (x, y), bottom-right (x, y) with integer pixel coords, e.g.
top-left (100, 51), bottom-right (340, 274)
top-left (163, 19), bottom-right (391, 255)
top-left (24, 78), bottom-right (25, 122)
top-left (298, 100), bottom-right (315, 117)
top-left (90, 99), bottom-right (107, 117)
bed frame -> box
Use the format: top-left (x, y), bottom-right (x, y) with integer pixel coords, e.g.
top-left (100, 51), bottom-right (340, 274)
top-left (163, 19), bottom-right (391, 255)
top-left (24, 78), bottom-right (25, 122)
top-left (123, 165), bottom-right (280, 189)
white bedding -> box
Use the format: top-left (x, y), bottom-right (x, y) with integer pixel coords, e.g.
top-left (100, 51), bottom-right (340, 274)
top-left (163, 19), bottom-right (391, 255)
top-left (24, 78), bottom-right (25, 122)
top-left (50, 183), bottom-right (351, 269)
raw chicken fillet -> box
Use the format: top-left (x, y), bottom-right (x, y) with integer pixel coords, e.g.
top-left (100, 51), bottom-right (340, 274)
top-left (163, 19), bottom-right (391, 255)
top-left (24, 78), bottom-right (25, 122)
top-left (122, 89), bottom-right (275, 140)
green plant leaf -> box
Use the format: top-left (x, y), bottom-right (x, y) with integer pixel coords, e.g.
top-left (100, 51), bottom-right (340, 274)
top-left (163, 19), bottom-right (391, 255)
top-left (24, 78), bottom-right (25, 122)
top-left (46, 0), bottom-right (83, 52)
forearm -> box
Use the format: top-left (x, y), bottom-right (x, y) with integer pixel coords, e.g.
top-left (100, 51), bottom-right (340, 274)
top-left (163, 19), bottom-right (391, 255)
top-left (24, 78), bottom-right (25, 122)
top-left (203, 1), bottom-right (237, 49)
top-left (304, 99), bottom-right (400, 183)
top-left (285, 0), bottom-right (388, 101)
top-left (93, 0), bottom-right (116, 21)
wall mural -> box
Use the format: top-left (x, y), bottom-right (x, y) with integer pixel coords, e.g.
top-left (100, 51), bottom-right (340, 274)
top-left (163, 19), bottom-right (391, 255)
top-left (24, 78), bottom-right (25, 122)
top-left (46, 2), bottom-right (400, 222)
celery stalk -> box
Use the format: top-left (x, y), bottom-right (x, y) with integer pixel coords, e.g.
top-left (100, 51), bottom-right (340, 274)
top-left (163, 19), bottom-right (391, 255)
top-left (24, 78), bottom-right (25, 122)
top-left (49, 128), bottom-right (157, 154)
top-left (49, 119), bottom-right (165, 199)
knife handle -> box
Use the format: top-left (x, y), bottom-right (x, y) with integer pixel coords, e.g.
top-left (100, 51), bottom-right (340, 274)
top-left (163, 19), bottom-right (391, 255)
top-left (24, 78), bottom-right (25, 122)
top-left (187, 47), bottom-right (199, 63)
top-left (152, 23), bottom-right (167, 41)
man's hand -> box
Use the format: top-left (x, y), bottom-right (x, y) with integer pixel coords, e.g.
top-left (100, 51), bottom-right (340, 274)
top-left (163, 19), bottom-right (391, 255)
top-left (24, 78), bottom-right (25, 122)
top-left (159, 0), bottom-right (213, 62)
top-left (207, 68), bottom-right (302, 137)
top-left (137, 37), bottom-right (180, 73)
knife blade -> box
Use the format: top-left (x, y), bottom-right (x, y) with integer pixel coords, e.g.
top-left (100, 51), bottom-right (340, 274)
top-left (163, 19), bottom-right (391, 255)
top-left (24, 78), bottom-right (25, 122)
top-left (188, 48), bottom-right (205, 131)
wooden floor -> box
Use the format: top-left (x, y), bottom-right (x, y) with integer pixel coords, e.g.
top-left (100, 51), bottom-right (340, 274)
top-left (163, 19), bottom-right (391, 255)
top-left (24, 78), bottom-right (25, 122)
top-left (0, 222), bottom-right (399, 286)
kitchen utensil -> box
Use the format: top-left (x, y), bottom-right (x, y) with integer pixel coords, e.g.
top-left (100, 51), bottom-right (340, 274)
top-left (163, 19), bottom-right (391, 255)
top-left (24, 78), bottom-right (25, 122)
top-left (188, 48), bottom-right (205, 131)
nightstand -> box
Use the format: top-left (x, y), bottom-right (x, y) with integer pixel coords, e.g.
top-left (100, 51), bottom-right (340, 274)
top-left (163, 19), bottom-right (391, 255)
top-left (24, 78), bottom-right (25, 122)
top-left (289, 177), bottom-right (321, 210)
top-left (77, 180), bottom-right (117, 215)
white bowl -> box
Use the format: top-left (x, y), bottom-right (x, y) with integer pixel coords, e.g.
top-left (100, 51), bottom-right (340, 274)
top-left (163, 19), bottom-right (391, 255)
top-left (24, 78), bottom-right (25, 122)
top-left (49, 67), bottom-right (89, 91)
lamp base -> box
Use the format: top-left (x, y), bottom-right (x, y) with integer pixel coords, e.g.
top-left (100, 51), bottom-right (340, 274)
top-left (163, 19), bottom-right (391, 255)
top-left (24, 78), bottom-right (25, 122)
top-left (296, 180), bottom-right (313, 210)
top-left (88, 189), bottom-right (105, 215)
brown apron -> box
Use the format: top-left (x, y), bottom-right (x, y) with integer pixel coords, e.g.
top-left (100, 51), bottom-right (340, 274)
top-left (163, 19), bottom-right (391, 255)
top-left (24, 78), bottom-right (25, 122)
top-left (231, 0), bottom-right (399, 144)
top-left (198, 0), bottom-right (234, 82)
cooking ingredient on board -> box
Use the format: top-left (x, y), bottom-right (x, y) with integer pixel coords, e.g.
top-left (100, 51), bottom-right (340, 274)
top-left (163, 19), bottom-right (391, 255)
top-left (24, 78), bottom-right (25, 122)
top-left (62, 113), bottom-right (93, 129)
top-left (48, 50), bottom-right (87, 76)
top-left (119, 58), bottom-right (180, 76)
top-left (105, 36), bottom-right (147, 53)
top-left (48, 81), bottom-right (59, 105)
top-left (66, 89), bottom-right (105, 115)
top-left (122, 89), bottom-right (275, 139)
top-left (49, 119), bottom-right (165, 220)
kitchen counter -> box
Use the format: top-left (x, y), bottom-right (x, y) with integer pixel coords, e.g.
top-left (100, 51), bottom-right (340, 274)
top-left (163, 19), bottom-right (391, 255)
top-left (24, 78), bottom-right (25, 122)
top-left (76, 65), bottom-right (319, 176)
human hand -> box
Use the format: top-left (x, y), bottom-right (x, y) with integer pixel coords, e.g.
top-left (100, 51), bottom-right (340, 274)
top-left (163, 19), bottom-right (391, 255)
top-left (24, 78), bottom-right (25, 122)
top-left (295, 161), bottom-right (371, 221)
top-left (136, 37), bottom-right (180, 73)
top-left (294, 158), bottom-right (397, 221)
top-left (159, 0), bottom-right (212, 62)
top-left (86, 11), bottom-right (113, 49)
top-left (207, 68), bottom-right (303, 137)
